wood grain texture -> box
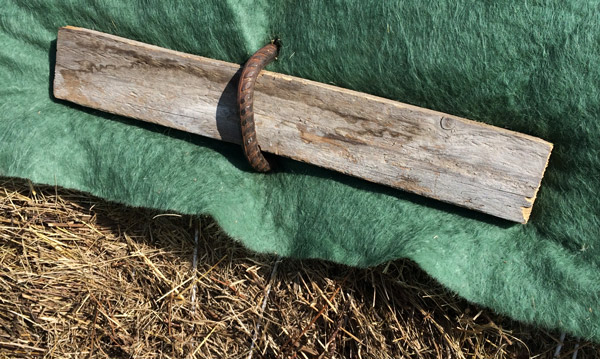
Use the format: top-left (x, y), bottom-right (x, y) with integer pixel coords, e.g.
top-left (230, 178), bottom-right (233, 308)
top-left (53, 26), bottom-right (553, 223)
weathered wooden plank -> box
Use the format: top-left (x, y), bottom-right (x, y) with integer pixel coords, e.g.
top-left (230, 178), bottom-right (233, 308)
top-left (53, 26), bottom-right (552, 223)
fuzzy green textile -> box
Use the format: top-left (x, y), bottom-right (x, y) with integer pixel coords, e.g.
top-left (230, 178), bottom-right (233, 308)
top-left (1, 0), bottom-right (599, 342)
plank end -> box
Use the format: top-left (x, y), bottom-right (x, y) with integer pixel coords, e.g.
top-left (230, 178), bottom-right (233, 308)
top-left (53, 28), bottom-right (69, 101)
top-left (521, 142), bottom-right (553, 224)
top-left (521, 202), bottom-right (534, 224)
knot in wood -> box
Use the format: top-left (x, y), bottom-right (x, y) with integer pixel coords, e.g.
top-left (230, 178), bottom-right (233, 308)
top-left (440, 117), bottom-right (456, 130)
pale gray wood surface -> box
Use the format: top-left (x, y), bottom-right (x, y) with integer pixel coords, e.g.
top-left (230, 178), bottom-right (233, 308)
top-left (53, 26), bottom-right (553, 223)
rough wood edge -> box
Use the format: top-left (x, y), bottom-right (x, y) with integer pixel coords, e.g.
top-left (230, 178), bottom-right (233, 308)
top-left (521, 145), bottom-right (553, 222)
top-left (53, 26), bottom-right (554, 224)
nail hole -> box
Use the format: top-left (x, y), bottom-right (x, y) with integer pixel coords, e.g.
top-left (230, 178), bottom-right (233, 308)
top-left (440, 117), bottom-right (455, 130)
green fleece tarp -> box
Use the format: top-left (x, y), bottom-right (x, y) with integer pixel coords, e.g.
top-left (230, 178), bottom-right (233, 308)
top-left (1, 0), bottom-right (599, 342)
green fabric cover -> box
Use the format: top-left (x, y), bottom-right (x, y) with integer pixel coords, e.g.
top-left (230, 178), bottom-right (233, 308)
top-left (1, 0), bottom-right (599, 341)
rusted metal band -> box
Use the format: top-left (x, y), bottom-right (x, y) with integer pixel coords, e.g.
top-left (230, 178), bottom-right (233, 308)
top-left (237, 43), bottom-right (279, 172)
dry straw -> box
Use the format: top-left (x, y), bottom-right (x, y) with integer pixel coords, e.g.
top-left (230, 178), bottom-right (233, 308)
top-left (0, 177), bottom-right (594, 358)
